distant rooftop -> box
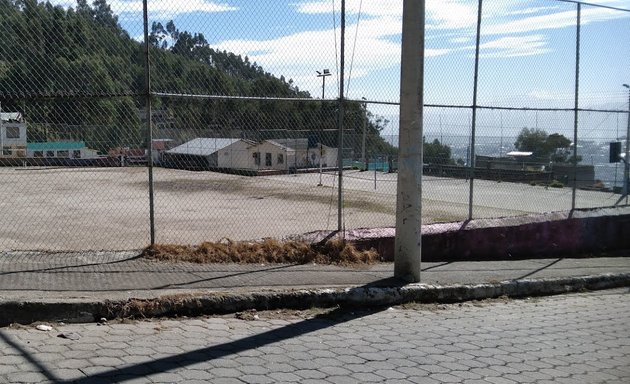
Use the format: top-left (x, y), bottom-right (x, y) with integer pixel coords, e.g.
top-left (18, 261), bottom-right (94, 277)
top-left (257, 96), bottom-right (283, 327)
top-left (1, 112), bottom-right (23, 122)
top-left (506, 151), bottom-right (533, 157)
top-left (167, 138), bottom-right (242, 156)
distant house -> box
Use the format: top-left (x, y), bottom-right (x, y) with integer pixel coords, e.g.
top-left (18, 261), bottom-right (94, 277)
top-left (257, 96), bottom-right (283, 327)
top-left (163, 138), bottom-right (299, 172)
top-left (26, 141), bottom-right (99, 159)
top-left (162, 138), bottom-right (242, 170)
top-left (268, 138), bottom-right (338, 168)
top-left (1, 112), bottom-right (27, 157)
top-left (217, 139), bottom-right (295, 171)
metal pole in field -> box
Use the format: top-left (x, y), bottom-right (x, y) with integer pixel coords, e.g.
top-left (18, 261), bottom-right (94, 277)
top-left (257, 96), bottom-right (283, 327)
top-left (394, 0), bottom-right (425, 283)
top-left (625, 84), bottom-right (630, 205)
top-left (468, 0), bottom-right (483, 221)
top-left (571, 4), bottom-right (581, 211)
top-left (337, 0), bottom-right (346, 233)
top-left (361, 98), bottom-right (367, 171)
top-left (142, 0), bottom-right (155, 245)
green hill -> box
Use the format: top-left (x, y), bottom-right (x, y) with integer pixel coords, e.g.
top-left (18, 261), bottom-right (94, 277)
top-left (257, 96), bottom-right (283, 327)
top-left (0, 0), bottom-right (394, 155)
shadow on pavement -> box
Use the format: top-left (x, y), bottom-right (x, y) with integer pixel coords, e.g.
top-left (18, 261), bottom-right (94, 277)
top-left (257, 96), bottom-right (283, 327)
top-left (514, 258), bottom-right (563, 280)
top-left (0, 330), bottom-right (62, 382)
top-left (150, 263), bottom-right (297, 289)
top-left (0, 254), bottom-right (144, 277)
top-left (0, 277), bottom-right (405, 384)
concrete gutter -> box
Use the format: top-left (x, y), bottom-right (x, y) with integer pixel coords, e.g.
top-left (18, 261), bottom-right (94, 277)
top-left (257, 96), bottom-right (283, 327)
top-left (2, 272), bottom-right (628, 327)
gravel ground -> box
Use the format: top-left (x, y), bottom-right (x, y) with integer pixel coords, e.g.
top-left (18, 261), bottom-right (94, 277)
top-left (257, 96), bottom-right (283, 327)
top-left (0, 167), bottom-right (619, 250)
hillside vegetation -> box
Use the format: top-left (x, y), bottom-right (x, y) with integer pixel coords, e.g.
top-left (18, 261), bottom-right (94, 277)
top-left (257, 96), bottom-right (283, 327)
top-left (0, 0), bottom-right (394, 155)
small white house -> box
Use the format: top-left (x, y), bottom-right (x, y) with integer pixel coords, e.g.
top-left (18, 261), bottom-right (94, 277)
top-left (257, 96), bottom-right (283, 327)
top-left (1, 112), bottom-right (27, 157)
top-left (309, 143), bottom-right (338, 169)
top-left (218, 140), bottom-right (295, 171)
top-left (164, 138), bottom-right (299, 172)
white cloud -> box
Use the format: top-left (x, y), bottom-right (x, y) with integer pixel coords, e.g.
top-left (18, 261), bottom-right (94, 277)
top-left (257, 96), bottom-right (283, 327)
top-left (450, 36), bottom-right (471, 44)
top-left (294, 0), bottom-right (477, 30)
top-left (294, 0), bottom-right (402, 17)
top-left (476, 35), bottom-right (551, 58)
top-left (482, 6), bottom-right (628, 35)
top-left (506, 6), bottom-right (562, 16)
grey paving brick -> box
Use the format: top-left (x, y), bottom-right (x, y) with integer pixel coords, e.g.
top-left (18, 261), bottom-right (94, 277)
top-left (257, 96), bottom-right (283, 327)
top-left (209, 367), bottom-right (243, 378)
top-left (350, 371), bottom-right (386, 382)
top-left (294, 369), bottom-right (328, 379)
top-left (267, 371), bottom-right (303, 382)
top-left (88, 356), bottom-right (125, 367)
top-left (429, 372), bottom-right (464, 383)
top-left (239, 374), bottom-right (274, 384)
top-left (0, 365), bottom-right (20, 375)
top-left (7, 372), bottom-right (49, 383)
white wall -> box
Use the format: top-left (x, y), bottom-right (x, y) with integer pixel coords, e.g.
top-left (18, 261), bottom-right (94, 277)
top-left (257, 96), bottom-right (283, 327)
top-left (217, 140), bottom-right (294, 171)
top-left (1, 122), bottom-right (27, 147)
top-left (217, 140), bottom-right (252, 169)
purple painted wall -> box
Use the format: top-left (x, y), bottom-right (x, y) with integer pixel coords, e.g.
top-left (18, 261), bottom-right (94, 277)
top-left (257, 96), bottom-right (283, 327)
top-left (299, 207), bottom-right (630, 262)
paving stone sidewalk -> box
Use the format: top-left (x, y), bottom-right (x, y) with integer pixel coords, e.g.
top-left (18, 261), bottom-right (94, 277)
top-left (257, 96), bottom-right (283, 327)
top-left (1, 252), bottom-right (629, 300)
top-left (1, 288), bottom-right (628, 383)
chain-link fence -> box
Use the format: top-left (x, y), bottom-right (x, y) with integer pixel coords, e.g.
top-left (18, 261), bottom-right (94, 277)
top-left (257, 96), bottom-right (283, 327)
top-left (0, 0), bottom-right (628, 251)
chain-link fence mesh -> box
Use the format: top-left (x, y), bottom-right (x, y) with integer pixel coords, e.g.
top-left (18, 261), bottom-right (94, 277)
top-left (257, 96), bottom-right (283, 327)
top-left (0, 0), bottom-right (628, 250)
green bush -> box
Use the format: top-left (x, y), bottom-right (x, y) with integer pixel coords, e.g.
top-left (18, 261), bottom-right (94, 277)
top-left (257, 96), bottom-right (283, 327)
top-left (549, 180), bottom-right (564, 188)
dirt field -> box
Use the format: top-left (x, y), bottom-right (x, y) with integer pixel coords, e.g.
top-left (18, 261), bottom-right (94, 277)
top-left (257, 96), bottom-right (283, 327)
top-left (0, 167), bottom-right (620, 251)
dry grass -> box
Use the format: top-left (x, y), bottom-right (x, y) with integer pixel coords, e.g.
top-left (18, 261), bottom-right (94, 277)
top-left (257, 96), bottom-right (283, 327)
top-left (142, 238), bottom-right (380, 266)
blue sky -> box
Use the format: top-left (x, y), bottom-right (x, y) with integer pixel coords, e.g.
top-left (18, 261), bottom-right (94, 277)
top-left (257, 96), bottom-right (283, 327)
top-left (51, 0), bottom-right (630, 141)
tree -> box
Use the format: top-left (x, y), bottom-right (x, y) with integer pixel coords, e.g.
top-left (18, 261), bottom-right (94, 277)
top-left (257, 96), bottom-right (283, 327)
top-left (514, 128), bottom-right (574, 163)
top-left (514, 128), bottom-right (548, 157)
top-left (424, 137), bottom-right (452, 165)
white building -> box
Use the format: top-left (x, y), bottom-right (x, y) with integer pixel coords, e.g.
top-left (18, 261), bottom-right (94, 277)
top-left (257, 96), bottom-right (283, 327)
top-left (271, 138), bottom-right (338, 168)
top-left (0, 112), bottom-right (27, 157)
top-left (164, 138), bottom-right (301, 172)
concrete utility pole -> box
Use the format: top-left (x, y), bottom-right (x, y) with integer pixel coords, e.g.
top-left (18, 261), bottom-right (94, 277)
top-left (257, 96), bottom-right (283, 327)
top-left (394, 0), bottom-right (425, 283)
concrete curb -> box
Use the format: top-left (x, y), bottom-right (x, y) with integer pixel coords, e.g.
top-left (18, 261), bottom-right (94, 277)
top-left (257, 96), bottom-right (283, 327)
top-left (1, 273), bottom-right (629, 326)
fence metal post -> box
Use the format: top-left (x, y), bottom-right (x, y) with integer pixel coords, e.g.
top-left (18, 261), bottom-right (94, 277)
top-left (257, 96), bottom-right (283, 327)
top-left (394, 0), bottom-right (425, 283)
top-left (142, 0), bottom-right (155, 245)
top-left (468, 0), bottom-right (483, 221)
top-left (571, 3), bottom-right (581, 211)
top-left (337, 0), bottom-right (345, 233)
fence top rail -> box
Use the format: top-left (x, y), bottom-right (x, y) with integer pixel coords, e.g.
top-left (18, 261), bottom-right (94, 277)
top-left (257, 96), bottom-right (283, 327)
top-left (554, 0), bottom-right (630, 12)
top-left (152, 93), bottom-right (628, 114)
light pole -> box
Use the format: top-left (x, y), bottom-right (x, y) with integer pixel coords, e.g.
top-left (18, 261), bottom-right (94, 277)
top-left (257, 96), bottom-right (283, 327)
top-left (315, 69), bottom-right (332, 184)
top-left (361, 97), bottom-right (367, 171)
top-left (316, 69), bottom-right (331, 99)
top-left (617, 84), bottom-right (630, 205)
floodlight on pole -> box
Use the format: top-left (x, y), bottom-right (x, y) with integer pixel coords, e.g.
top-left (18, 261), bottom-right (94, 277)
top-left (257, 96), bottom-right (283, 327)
top-left (316, 69), bottom-right (331, 99)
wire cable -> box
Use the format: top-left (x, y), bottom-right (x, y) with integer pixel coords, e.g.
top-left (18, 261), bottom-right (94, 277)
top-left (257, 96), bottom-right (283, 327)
top-left (345, 0), bottom-right (363, 98)
top-left (331, 0), bottom-right (340, 99)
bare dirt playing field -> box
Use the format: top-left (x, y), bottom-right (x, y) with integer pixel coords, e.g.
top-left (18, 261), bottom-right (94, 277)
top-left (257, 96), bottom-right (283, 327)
top-left (0, 167), bottom-right (620, 251)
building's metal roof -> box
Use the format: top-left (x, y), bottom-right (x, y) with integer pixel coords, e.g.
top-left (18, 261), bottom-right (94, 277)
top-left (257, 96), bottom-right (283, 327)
top-left (506, 151), bottom-right (533, 157)
top-left (1, 112), bottom-right (23, 122)
top-left (27, 141), bottom-right (87, 151)
top-left (265, 140), bottom-right (296, 152)
top-left (167, 138), bottom-right (241, 157)
top-left (271, 138), bottom-right (308, 151)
